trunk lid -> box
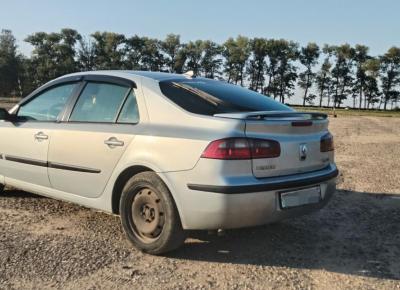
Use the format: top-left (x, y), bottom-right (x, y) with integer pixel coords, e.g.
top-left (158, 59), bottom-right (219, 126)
top-left (214, 111), bottom-right (332, 178)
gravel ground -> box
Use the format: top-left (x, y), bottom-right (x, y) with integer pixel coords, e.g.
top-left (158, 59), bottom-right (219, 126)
top-left (1, 115), bottom-right (400, 289)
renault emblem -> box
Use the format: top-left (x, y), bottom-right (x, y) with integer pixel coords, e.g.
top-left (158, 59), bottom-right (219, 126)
top-left (299, 144), bottom-right (308, 161)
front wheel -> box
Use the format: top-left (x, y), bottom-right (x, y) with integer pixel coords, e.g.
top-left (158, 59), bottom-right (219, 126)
top-left (119, 172), bottom-right (185, 255)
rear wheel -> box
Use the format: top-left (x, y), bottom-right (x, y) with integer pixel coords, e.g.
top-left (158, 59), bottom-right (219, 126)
top-left (119, 172), bottom-right (185, 255)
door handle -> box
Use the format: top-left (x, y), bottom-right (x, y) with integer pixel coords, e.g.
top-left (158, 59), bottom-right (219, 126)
top-left (104, 137), bottom-right (124, 148)
top-left (34, 132), bottom-right (48, 141)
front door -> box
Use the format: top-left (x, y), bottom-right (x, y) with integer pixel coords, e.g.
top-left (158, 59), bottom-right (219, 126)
top-left (0, 82), bottom-right (79, 187)
top-left (0, 122), bottom-right (50, 187)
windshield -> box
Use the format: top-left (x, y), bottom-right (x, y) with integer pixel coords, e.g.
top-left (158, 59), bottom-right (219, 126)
top-left (159, 78), bottom-right (292, 116)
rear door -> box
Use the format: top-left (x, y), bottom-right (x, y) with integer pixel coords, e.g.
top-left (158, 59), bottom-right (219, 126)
top-left (47, 77), bottom-right (140, 198)
top-left (217, 112), bottom-right (332, 178)
top-left (0, 82), bottom-right (79, 187)
top-left (246, 116), bottom-right (330, 178)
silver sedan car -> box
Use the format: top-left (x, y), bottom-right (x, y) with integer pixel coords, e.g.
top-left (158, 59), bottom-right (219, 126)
top-left (0, 71), bottom-right (338, 254)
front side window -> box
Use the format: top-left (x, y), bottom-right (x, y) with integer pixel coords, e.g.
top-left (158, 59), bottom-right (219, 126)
top-left (69, 82), bottom-right (130, 123)
top-left (159, 79), bottom-right (292, 116)
top-left (18, 83), bottom-right (77, 121)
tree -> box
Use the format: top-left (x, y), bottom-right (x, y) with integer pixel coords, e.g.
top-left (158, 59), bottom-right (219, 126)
top-left (180, 40), bottom-right (222, 78)
top-left (25, 29), bottom-right (81, 86)
top-left (124, 36), bottom-right (166, 71)
top-left (91, 31), bottom-right (125, 70)
top-left (0, 29), bottom-right (20, 97)
top-left (380, 47), bottom-right (400, 110)
top-left (2, 28), bottom-right (399, 111)
top-left (331, 44), bottom-right (355, 108)
top-left (247, 38), bottom-right (267, 92)
top-left (184, 40), bottom-right (203, 76)
top-left (56, 29), bottom-right (82, 75)
top-left (298, 43), bottom-right (320, 106)
top-left (25, 32), bottom-right (59, 85)
top-left (77, 37), bottom-right (96, 71)
top-left (200, 40), bottom-right (222, 79)
top-left (161, 34), bottom-right (182, 73)
top-left (223, 36), bottom-right (250, 85)
top-left (124, 35), bottom-right (145, 70)
top-left (353, 44), bottom-right (370, 109)
top-left (17, 56), bottom-right (36, 96)
top-left (363, 58), bottom-right (381, 108)
top-left (140, 37), bottom-right (165, 71)
top-left (173, 47), bottom-right (187, 74)
top-left (316, 45), bottom-right (333, 107)
top-left (264, 39), bottom-right (282, 98)
top-left (272, 40), bottom-right (299, 103)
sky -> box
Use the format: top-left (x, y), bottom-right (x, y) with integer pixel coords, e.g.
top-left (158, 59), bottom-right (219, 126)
top-left (1, 0), bottom-right (399, 105)
top-left (1, 0), bottom-right (399, 56)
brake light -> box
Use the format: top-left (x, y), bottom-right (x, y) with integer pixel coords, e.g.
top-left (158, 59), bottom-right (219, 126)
top-left (201, 138), bottom-right (280, 160)
top-left (320, 133), bottom-right (334, 152)
top-left (291, 121), bottom-right (313, 127)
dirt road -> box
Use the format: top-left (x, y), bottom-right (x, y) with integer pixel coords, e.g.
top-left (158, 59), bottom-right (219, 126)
top-left (1, 116), bottom-right (399, 289)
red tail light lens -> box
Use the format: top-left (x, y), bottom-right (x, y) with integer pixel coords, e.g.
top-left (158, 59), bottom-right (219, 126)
top-left (201, 138), bottom-right (251, 160)
top-left (320, 133), bottom-right (334, 152)
top-left (250, 139), bottom-right (281, 158)
top-left (201, 138), bottom-right (280, 160)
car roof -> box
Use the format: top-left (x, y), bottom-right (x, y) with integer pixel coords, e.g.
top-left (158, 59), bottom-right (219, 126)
top-left (63, 70), bottom-right (189, 83)
top-left (121, 70), bottom-right (187, 81)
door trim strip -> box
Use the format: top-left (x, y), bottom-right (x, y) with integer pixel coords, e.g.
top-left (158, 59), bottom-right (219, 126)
top-left (4, 155), bottom-right (48, 167)
top-left (48, 161), bottom-right (101, 174)
top-left (3, 155), bottom-right (101, 174)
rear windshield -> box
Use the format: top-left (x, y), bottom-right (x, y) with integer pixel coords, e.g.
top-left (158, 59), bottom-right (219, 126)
top-left (159, 78), bottom-right (291, 116)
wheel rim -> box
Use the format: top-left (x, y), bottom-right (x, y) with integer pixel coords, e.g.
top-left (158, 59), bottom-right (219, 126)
top-left (131, 187), bottom-right (165, 243)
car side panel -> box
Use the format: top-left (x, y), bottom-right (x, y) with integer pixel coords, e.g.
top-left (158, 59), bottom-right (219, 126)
top-left (47, 124), bottom-right (135, 198)
top-left (0, 75), bottom-right (245, 217)
top-left (0, 122), bottom-right (51, 187)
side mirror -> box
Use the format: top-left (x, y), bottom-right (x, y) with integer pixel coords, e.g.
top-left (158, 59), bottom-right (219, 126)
top-left (0, 108), bottom-right (12, 121)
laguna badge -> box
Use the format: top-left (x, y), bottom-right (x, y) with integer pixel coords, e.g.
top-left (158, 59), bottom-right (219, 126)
top-left (299, 143), bottom-right (308, 161)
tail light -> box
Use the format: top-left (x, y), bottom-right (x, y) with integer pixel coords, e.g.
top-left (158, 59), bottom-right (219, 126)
top-left (320, 133), bottom-right (334, 152)
top-left (291, 121), bottom-right (313, 127)
top-left (201, 138), bottom-right (280, 160)
top-left (250, 139), bottom-right (281, 158)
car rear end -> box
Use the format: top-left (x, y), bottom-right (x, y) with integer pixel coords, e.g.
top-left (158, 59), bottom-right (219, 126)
top-left (157, 77), bottom-right (338, 230)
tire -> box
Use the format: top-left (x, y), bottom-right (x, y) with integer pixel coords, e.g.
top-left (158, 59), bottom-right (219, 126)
top-left (0, 184), bottom-right (3, 193)
top-left (119, 171), bottom-right (185, 255)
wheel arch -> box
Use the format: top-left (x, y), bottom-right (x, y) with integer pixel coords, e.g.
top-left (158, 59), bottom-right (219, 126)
top-left (111, 165), bottom-right (154, 214)
top-left (111, 164), bottom-right (183, 219)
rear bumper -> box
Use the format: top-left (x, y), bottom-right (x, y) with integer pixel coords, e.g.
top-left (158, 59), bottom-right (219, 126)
top-left (188, 167), bottom-right (338, 194)
top-left (163, 164), bottom-right (338, 230)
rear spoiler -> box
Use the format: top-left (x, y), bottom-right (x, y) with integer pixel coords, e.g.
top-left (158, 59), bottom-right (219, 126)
top-left (214, 111), bottom-right (328, 121)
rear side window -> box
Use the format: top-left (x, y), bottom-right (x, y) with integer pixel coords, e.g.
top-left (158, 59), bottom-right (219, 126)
top-left (117, 90), bottom-right (139, 124)
top-left (69, 82), bottom-right (130, 123)
top-left (18, 83), bottom-right (77, 121)
top-left (159, 79), bottom-right (291, 116)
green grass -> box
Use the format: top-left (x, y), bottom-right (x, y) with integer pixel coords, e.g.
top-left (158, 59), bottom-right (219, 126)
top-left (291, 105), bottom-right (400, 118)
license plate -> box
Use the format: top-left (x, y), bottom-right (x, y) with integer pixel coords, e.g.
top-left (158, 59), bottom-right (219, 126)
top-left (280, 186), bottom-right (321, 209)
